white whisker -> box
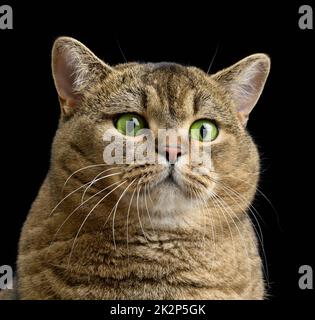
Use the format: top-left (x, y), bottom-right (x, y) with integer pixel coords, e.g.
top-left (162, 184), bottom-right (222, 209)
top-left (144, 183), bottom-right (155, 233)
top-left (136, 183), bottom-right (148, 243)
top-left (81, 169), bottom-right (121, 203)
top-left (67, 180), bottom-right (127, 266)
top-left (63, 163), bottom-right (109, 189)
top-left (50, 179), bottom-right (124, 246)
top-left (111, 179), bottom-right (136, 250)
top-left (126, 186), bottom-right (137, 273)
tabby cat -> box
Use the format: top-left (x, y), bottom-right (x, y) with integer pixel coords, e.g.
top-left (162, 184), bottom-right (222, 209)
top-left (0, 37), bottom-right (270, 299)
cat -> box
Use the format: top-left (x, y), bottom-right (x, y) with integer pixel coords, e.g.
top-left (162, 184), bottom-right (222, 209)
top-left (0, 37), bottom-right (270, 300)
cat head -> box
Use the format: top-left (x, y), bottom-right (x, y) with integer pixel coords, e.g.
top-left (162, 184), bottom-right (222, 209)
top-left (51, 37), bottom-right (270, 222)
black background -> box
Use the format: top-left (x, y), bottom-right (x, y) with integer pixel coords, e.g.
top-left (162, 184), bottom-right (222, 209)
top-left (0, 1), bottom-right (314, 301)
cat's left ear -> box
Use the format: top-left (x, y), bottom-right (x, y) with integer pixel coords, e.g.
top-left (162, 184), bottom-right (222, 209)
top-left (52, 37), bottom-right (113, 115)
top-left (211, 54), bottom-right (270, 126)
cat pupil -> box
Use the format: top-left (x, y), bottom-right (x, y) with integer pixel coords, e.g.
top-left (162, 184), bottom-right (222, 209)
top-left (201, 125), bottom-right (208, 138)
top-left (126, 120), bottom-right (136, 133)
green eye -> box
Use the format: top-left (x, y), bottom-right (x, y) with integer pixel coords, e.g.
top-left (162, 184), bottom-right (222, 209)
top-left (115, 113), bottom-right (147, 136)
top-left (190, 119), bottom-right (218, 142)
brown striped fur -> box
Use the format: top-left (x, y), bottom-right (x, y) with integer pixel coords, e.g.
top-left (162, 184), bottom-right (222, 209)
top-left (2, 37), bottom-right (271, 300)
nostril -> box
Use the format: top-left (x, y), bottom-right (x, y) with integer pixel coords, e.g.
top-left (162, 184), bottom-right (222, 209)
top-left (165, 151), bottom-right (170, 162)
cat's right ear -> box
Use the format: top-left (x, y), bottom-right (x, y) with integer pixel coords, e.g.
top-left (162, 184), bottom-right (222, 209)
top-left (52, 37), bottom-right (113, 115)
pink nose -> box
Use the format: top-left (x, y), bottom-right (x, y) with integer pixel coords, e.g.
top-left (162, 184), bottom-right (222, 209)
top-left (161, 146), bottom-right (182, 164)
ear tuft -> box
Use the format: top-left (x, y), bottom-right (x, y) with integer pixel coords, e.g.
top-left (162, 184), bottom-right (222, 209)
top-left (212, 54), bottom-right (270, 126)
top-left (51, 37), bottom-right (112, 115)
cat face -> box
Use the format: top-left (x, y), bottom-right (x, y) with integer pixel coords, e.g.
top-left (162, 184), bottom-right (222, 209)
top-left (51, 37), bottom-right (270, 220)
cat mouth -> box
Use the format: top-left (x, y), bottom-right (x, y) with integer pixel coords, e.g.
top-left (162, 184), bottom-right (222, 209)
top-left (144, 167), bottom-right (184, 192)
top-left (164, 174), bottom-right (177, 185)
top-left (162, 168), bottom-right (179, 187)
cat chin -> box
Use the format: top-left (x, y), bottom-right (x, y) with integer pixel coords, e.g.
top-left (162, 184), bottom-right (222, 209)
top-left (138, 181), bottom-right (210, 229)
top-left (145, 179), bottom-right (200, 214)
